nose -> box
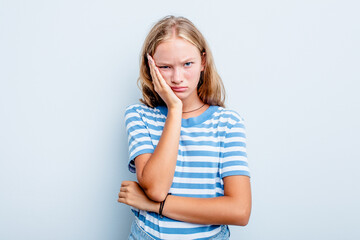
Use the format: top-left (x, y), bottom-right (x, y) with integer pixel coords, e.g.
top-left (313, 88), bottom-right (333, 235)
top-left (171, 67), bottom-right (183, 84)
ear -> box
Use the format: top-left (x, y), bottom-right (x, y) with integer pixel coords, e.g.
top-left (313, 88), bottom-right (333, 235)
top-left (201, 52), bottom-right (206, 71)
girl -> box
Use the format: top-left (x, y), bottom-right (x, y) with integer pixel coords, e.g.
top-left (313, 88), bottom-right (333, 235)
top-left (118, 15), bottom-right (251, 240)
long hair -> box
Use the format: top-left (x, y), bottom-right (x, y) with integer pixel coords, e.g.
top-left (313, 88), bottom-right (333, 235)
top-left (138, 15), bottom-right (226, 108)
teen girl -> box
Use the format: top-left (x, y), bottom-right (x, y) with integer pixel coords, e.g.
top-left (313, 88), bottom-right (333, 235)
top-left (118, 15), bottom-right (251, 240)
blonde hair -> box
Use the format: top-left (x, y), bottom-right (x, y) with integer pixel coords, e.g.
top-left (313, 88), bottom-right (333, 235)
top-left (137, 15), bottom-right (226, 108)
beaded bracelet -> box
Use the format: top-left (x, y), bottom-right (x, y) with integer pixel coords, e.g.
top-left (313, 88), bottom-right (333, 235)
top-left (159, 193), bottom-right (171, 218)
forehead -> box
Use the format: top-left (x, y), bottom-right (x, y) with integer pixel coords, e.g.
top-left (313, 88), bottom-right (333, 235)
top-left (154, 37), bottom-right (200, 61)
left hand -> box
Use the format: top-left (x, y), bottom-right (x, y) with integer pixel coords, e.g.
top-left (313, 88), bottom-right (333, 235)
top-left (118, 181), bottom-right (159, 213)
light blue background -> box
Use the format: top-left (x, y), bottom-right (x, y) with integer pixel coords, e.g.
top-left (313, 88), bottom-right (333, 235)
top-left (1, 0), bottom-right (359, 239)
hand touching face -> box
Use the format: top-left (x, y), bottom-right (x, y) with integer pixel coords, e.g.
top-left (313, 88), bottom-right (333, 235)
top-left (152, 37), bottom-right (205, 104)
top-left (147, 53), bottom-right (182, 109)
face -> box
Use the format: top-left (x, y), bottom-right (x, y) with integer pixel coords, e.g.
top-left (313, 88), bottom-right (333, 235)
top-left (153, 37), bottom-right (205, 102)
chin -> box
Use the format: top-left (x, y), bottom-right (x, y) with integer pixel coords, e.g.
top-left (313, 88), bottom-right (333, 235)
top-left (174, 92), bottom-right (187, 98)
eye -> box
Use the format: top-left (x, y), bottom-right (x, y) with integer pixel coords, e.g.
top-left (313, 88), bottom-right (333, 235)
top-left (184, 62), bottom-right (193, 67)
top-left (159, 66), bottom-right (169, 69)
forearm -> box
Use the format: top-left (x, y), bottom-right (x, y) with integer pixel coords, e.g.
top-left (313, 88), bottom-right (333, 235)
top-left (165, 195), bottom-right (251, 226)
top-left (119, 177), bottom-right (251, 225)
top-left (150, 195), bottom-right (251, 226)
top-left (139, 107), bottom-right (182, 201)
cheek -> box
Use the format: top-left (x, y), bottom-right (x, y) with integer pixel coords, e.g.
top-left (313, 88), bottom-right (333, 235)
top-left (183, 70), bottom-right (192, 78)
top-left (159, 70), bottom-right (172, 82)
top-left (186, 68), bottom-right (201, 82)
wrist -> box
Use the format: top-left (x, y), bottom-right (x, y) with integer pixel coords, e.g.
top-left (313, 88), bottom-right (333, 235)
top-left (159, 193), bottom-right (171, 218)
top-left (168, 104), bottom-right (182, 114)
top-left (149, 201), bottom-right (161, 213)
top-left (167, 102), bottom-right (183, 112)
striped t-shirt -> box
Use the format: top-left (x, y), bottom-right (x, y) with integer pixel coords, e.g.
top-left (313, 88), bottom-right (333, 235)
top-left (124, 103), bottom-right (250, 240)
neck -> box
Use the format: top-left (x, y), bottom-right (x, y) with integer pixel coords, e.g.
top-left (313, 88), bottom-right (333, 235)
top-left (181, 97), bottom-right (204, 113)
top-left (183, 103), bottom-right (205, 113)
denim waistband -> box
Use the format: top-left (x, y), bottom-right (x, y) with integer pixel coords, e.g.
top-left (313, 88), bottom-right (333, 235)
top-left (128, 219), bottom-right (230, 240)
top-left (210, 224), bottom-right (230, 239)
top-left (128, 219), bottom-right (155, 240)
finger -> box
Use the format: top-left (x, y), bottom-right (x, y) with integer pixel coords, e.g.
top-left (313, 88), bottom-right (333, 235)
top-left (118, 192), bottom-right (126, 199)
top-left (147, 55), bottom-right (160, 80)
top-left (121, 181), bottom-right (133, 187)
top-left (147, 54), bottom-right (157, 73)
top-left (149, 60), bottom-right (164, 89)
top-left (147, 55), bottom-right (160, 88)
top-left (149, 57), bottom-right (166, 88)
top-left (117, 196), bottom-right (126, 204)
top-left (146, 53), bottom-right (152, 65)
top-left (151, 68), bottom-right (162, 92)
top-left (118, 198), bottom-right (131, 206)
top-left (147, 55), bottom-right (167, 93)
top-left (147, 53), bottom-right (155, 66)
top-left (119, 186), bottom-right (128, 194)
top-left (152, 67), bottom-right (162, 89)
top-left (154, 66), bottom-right (166, 88)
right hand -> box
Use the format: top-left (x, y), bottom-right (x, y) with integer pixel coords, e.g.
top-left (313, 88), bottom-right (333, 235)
top-left (147, 53), bottom-right (182, 109)
top-left (118, 181), bottom-right (160, 213)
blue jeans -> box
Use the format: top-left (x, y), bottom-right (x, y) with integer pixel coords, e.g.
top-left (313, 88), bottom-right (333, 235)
top-left (128, 219), bottom-right (230, 240)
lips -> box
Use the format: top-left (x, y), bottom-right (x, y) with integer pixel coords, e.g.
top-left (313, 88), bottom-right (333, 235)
top-left (171, 87), bottom-right (187, 92)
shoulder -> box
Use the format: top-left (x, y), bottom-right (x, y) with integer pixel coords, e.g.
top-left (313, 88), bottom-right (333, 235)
top-left (215, 106), bottom-right (245, 127)
top-left (215, 107), bottom-right (247, 140)
top-left (124, 103), bottom-right (165, 120)
top-left (125, 103), bottom-right (150, 113)
top-left (125, 103), bottom-right (154, 115)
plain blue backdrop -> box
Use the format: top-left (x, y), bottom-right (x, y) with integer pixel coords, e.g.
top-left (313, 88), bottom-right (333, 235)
top-left (1, 0), bottom-right (359, 239)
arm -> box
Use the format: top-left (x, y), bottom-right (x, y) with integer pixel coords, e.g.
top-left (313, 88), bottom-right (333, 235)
top-left (135, 107), bottom-right (182, 202)
top-left (161, 175), bottom-right (251, 226)
top-left (118, 175), bottom-right (252, 226)
top-left (135, 54), bottom-right (182, 202)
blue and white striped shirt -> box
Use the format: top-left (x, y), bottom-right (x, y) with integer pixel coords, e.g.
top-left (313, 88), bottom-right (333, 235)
top-left (124, 103), bottom-right (250, 240)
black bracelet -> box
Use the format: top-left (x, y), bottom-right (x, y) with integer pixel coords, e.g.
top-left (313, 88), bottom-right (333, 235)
top-left (159, 193), bottom-right (171, 218)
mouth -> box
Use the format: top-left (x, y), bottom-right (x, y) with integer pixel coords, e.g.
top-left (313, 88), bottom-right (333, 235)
top-left (171, 87), bottom-right (187, 92)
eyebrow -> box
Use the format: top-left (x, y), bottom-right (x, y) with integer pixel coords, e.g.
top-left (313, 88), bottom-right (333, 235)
top-left (156, 58), bottom-right (196, 65)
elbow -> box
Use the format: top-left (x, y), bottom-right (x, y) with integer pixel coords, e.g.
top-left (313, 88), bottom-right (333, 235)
top-left (143, 186), bottom-right (169, 202)
top-left (233, 208), bottom-right (251, 226)
top-left (137, 176), bottom-right (170, 202)
top-left (237, 217), bottom-right (250, 226)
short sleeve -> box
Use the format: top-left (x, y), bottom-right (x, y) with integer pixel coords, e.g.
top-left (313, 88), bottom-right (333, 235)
top-left (220, 115), bottom-right (250, 179)
top-left (124, 105), bottom-right (155, 173)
